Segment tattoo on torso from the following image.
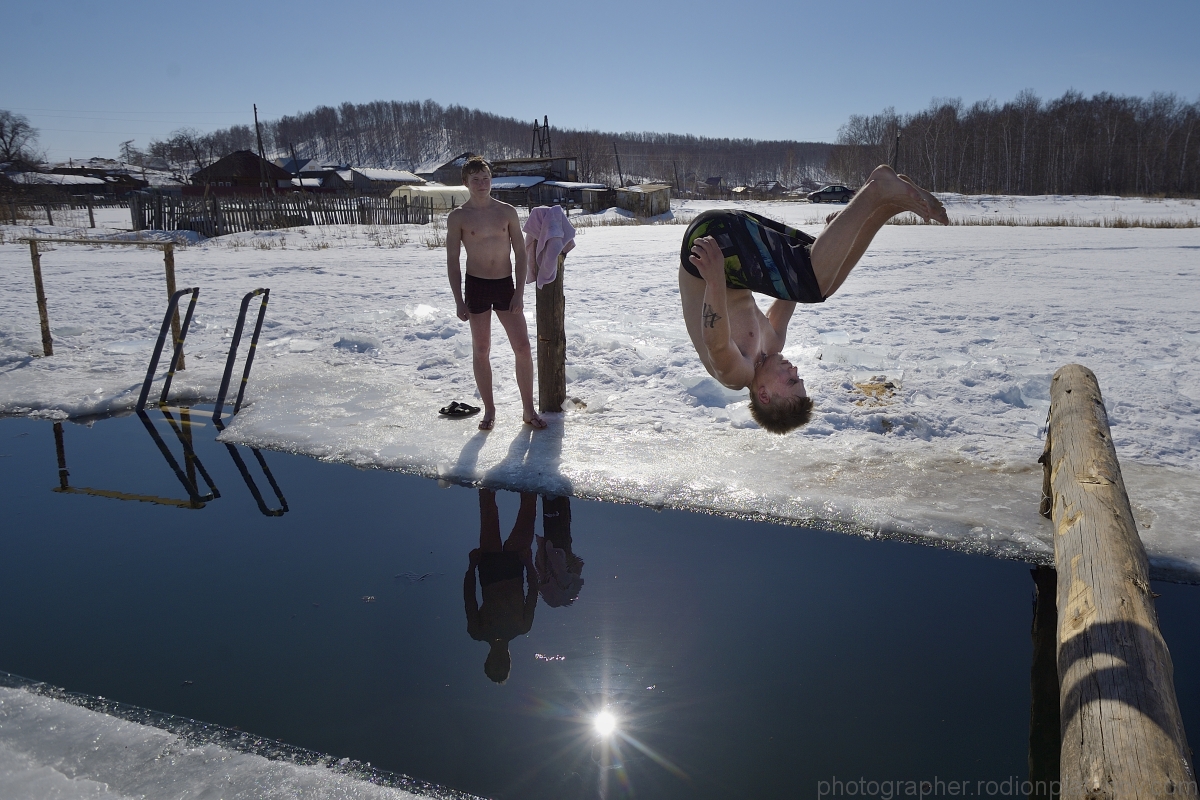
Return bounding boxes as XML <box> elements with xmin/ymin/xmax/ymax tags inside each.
<box><xmin>702</xmin><ymin>303</ymin><xmax>722</xmax><ymax>329</ymax></box>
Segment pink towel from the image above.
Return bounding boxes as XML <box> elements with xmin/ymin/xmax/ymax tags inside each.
<box><xmin>523</xmin><ymin>205</ymin><xmax>576</xmax><ymax>289</ymax></box>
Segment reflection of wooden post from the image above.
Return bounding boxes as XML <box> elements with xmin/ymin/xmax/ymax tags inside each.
<box><xmin>163</xmin><ymin>243</ymin><xmax>185</xmax><ymax>370</ymax></box>
<box><xmin>1047</xmin><ymin>364</ymin><xmax>1195</xmax><ymax>799</ymax></box>
<box><xmin>1028</xmin><ymin>565</ymin><xmax>1060</xmax><ymax>798</ymax></box>
<box><xmin>29</xmin><ymin>240</ymin><xmax>53</xmax><ymax>356</ymax></box>
<box><xmin>536</xmin><ymin>254</ymin><xmax>566</xmax><ymax>414</ymax></box>
<box><xmin>53</xmin><ymin>421</ymin><xmax>69</xmax><ymax>490</ymax></box>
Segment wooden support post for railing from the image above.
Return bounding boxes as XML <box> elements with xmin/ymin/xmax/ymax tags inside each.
<box><xmin>535</xmin><ymin>254</ymin><xmax>567</xmax><ymax>414</ymax></box>
<box><xmin>163</xmin><ymin>243</ymin><xmax>185</xmax><ymax>370</ymax></box>
<box><xmin>1046</xmin><ymin>364</ymin><xmax>1195</xmax><ymax>799</ymax></box>
<box><xmin>1028</xmin><ymin>565</ymin><xmax>1061</xmax><ymax>798</ymax></box>
<box><xmin>29</xmin><ymin>241</ymin><xmax>53</xmax><ymax>356</ymax></box>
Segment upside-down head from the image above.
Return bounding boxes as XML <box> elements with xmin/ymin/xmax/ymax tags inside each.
<box><xmin>484</xmin><ymin>640</ymin><xmax>511</xmax><ymax>684</ymax></box>
<box><xmin>749</xmin><ymin>353</ymin><xmax>814</xmax><ymax>434</ymax></box>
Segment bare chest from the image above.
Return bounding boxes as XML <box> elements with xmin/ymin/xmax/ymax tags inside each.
<box><xmin>459</xmin><ymin>211</ymin><xmax>511</xmax><ymax>248</ymax></box>
<box><xmin>727</xmin><ymin>295</ymin><xmax>773</xmax><ymax>358</ymax></box>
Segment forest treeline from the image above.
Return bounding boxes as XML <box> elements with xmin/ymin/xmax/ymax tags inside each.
<box><xmin>145</xmin><ymin>99</ymin><xmax>831</xmax><ymax>189</ymax></box>
<box><xmin>150</xmin><ymin>91</ymin><xmax>1199</xmax><ymax>196</ymax></box>
<box><xmin>830</xmin><ymin>90</ymin><xmax>1200</xmax><ymax>196</ymax></box>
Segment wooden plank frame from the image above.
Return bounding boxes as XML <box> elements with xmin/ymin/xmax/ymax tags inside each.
<box><xmin>19</xmin><ymin>236</ymin><xmax>187</xmax><ymax>366</ymax></box>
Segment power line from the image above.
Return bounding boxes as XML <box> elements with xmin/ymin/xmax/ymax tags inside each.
<box><xmin>35</xmin><ymin>127</ymin><xmax>221</xmax><ymax>135</ymax></box>
<box><xmin>7</xmin><ymin>107</ymin><xmax>245</xmax><ymax>115</ymax></box>
<box><xmin>18</xmin><ymin>114</ymin><xmax>244</xmax><ymax>124</ymax></box>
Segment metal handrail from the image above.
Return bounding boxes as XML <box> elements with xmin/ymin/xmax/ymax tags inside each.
<box><xmin>136</xmin><ymin>287</ymin><xmax>199</xmax><ymax>410</ymax></box>
<box><xmin>213</xmin><ymin>288</ymin><xmax>270</xmax><ymax>421</ymax></box>
<box><xmin>135</xmin><ymin>410</ymin><xmax>219</xmax><ymax>505</ymax></box>
<box><xmin>212</xmin><ymin>414</ymin><xmax>288</xmax><ymax>516</ymax></box>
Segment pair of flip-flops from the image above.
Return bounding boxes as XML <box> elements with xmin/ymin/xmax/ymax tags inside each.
<box><xmin>439</xmin><ymin>401</ymin><xmax>480</xmax><ymax>418</ymax></box>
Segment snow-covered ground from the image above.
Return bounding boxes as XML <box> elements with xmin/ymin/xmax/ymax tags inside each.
<box><xmin>2</xmin><ymin>194</ymin><xmax>1198</xmax><ymax>579</ymax></box>
<box><xmin>0</xmin><ymin>683</ymin><xmax>468</xmax><ymax>799</ymax></box>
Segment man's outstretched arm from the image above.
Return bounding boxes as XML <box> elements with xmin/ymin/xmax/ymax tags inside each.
<box><xmin>689</xmin><ymin>236</ymin><xmax>755</xmax><ymax>388</ymax></box>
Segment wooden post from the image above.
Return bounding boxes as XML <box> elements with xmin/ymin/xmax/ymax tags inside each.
<box><xmin>9</xmin><ymin>199</ymin><xmax>18</xmax><ymax>225</ymax></box>
<box><xmin>86</xmin><ymin>198</ymin><xmax>95</xmax><ymax>228</ymax></box>
<box><xmin>163</xmin><ymin>243</ymin><xmax>185</xmax><ymax>370</ymax></box>
<box><xmin>45</xmin><ymin>204</ymin><xmax>54</xmax><ymax>225</ymax></box>
<box><xmin>214</xmin><ymin>196</ymin><xmax>225</xmax><ymax>237</ymax></box>
<box><xmin>1046</xmin><ymin>364</ymin><xmax>1195</xmax><ymax>799</ymax></box>
<box><xmin>535</xmin><ymin>254</ymin><xmax>567</xmax><ymax>414</ymax></box>
<box><xmin>29</xmin><ymin>241</ymin><xmax>54</xmax><ymax>356</ymax></box>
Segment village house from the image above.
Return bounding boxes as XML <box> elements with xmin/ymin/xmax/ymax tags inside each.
<box><xmin>490</xmin><ymin>156</ymin><xmax>578</xmax><ymax>183</ymax></box>
<box><xmin>188</xmin><ymin>150</ymin><xmax>294</xmax><ymax>196</ymax></box>
<box><xmin>49</xmin><ymin>160</ymin><xmax>149</xmax><ymax>196</ymax></box>
<box><xmin>419</xmin><ymin>152</ymin><xmax>476</xmax><ymax>185</ymax></box>
<box><xmin>343</xmin><ymin>167</ymin><xmax>424</xmax><ymax>195</ymax></box>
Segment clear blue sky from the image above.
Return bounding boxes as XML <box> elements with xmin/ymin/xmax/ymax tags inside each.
<box><xmin>5</xmin><ymin>0</ymin><xmax>1198</xmax><ymax>162</ymax></box>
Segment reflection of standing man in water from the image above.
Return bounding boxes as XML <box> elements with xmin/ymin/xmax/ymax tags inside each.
<box><xmin>465</xmin><ymin>489</ymin><xmax>538</xmax><ymax>683</ymax></box>
<box><xmin>536</xmin><ymin>495</ymin><xmax>584</xmax><ymax>607</ymax></box>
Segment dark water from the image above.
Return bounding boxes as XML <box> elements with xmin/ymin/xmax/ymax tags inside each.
<box><xmin>1</xmin><ymin>411</ymin><xmax>1197</xmax><ymax>800</ymax></box>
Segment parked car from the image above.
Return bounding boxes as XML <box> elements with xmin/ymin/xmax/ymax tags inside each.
<box><xmin>807</xmin><ymin>184</ymin><xmax>855</xmax><ymax>203</ymax></box>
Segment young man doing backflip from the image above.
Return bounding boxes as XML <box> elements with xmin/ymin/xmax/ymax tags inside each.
<box><xmin>680</xmin><ymin>165</ymin><xmax>948</xmax><ymax>434</ymax></box>
<box><xmin>447</xmin><ymin>156</ymin><xmax>546</xmax><ymax>430</ymax></box>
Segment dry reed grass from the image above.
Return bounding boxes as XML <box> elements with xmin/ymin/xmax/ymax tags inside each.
<box><xmin>888</xmin><ymin>213</ymin><xmax>1199</xmax><ymax>228</ymax></box>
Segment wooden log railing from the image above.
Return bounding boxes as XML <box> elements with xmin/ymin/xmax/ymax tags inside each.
<box><xmin>1042</xmin><ymin>364</ymin><xmax>1196</xmax><ymax>799</ymax></box>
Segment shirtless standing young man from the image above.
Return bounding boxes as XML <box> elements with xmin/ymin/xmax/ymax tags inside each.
<box><xmin>447</xmin><ymin>156</ymin><xmax>546</xmax><ymax>430</ymax></box>
<box><xmin>680</xmin><ymin>165</ymin><xmax>949</xmax><ymax>434</ymax></box>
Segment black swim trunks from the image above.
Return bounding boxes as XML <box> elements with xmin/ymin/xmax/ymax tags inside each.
<box><xmin>465</xmin><ymin>274</ymin><xmax>516</xmax><ymax>314</ymax></box>
<box><xmin>681</xmin><ymin>210</ymin><xmax>825</xmax><ymax>303</ymax></box>
<box><xmin>479</xmin><ymin>551</ymin><xmax>524</xmax><ymax>587</ymax></box>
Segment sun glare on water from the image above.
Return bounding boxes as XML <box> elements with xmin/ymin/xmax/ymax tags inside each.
<box><xmin>594</xmin><ymin>710</ymin><xmax>617</xmax><ymax>737</ymax></box>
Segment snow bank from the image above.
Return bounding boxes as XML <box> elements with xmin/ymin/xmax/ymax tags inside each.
<box><xmin>0</xmin><ymin>678</ymin><xmax>474</xmax><ymax>799</ymax></box>
<box><xmin>2</xmin><ymin>197</ymin><xmax>1198</xmax><ymax>579</ymax></box>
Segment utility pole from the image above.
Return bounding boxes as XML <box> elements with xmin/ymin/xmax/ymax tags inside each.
<box><xmin>254</xmin><ymin>104</ymin><xmax>270</xmax><ymax>196</ymax></box>
<box><xmin>613</xmin><ymin>142</ymin><xmax>625</xmax><ymax>187</ymax></box>
<box><xmin>289</xmin><ymin>143</ymin><xmax>303</xmax><ymax>190</ymax></box>
<box><xmin>892</xmin><ymin>129</ymin><xmax>902</xmax><ymax>173</ymax></box>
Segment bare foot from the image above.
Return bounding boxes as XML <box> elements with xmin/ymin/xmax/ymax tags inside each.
<box><xmin>523</xmin><ymin>413</ymin><xmax>547</xmax><ymax>430</ymax></box>
<box><xmin>478</xmin><ymin>415</ymin><xmax>495</xmax><ymax>431</ymax></box>
<box><xmin>866</xmin><ymin>165</ymin><xmax>949</xmax><ymax>225</ymax></box>
<box><xmin>896</xmin><ymin>173</ymin><xmax>949</xmax><ymax>225</ymax></box>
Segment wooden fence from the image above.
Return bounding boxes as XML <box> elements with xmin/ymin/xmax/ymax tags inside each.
<box><xmin>3</xmin><ymin>198</ymin><xmax>129</xmax><ymax>227</ymax></box>
<box><xmin>130</xmin><ymin>193</ymin><xmax>433</xmax><ymax>236</ymax></box>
